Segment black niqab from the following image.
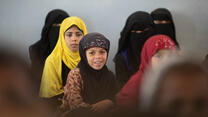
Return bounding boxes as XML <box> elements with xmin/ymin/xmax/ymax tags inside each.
<box><xmin>114</xmin><ymin>11</ymin><xmax>155</xmax><ymax>74</ymax></box>
<box><xmin>29</xmin><ymin>9</ymin><xmax>69</xmax><ymax>63</ymax></box>
<box><xmin>151</xmin><ymin>8</ymin><xmax>179</xmax><ymax>46</ymax></box>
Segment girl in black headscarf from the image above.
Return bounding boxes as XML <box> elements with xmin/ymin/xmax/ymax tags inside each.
<box><xmin>151</xmin><ymin>8</ymin><xmax>179</xmax><ymax>46</ymax></box>
<box><xmin>29</xmin><ymin>9</ymin><xmax>69</xmax><ymax>95</ymax></box>
<box><xmin>114</xmin><ymin>11</ymin><xmax>155</xmax><ymax>87</ymax></box>
<box><xmin>60</xmin><ymin>33</ymin><xmax>118</xmax><ymax>117</ymax></box>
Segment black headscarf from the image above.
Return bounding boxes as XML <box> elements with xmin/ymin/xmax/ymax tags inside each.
<box><xmin>151</xmin><ymin>8</ymin><xmax>179</xmax><ymax>46</ymax></box>
<box><xmin>29</xmin><ymin>9</ymin><xmax>69</xmax><ymax>63</ymax></box>
<box><xmin>114</xmin><ymin>11</ymin><xmax>155</xmax><ymax>74</ymax></box>
<box><xmin>28</xmin><ymin>9</ymin><xmax>69</xmax><ymax>95</ymax></box>
<box><xmin>78</xmin><ymin>32</ymin><xmax>118</xmax><ymax>104</ymax></box>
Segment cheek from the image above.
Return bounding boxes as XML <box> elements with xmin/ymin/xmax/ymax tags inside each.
<box><xmin>151</xmin><ymin>57</ymin><xmax>160</xmax><ymax>69</ymax></box>
<box><xmin>162</xmin><ymin>55</ymin><xmax>169</xmax><ymax>63</ymax></box>
<box><xmin>86</xmin><ymin>55</ymin><xmax>93</xmax><ymax>65</ymax></box>
<box><xmin>64</xmin><ymin>36</ymin><xmax>71</xmax><ymax>45</ymax></box>
<box><xmin>102</xmin><ymin>54</ymin><xmax>107</xmax><ymax>63</ymax></box>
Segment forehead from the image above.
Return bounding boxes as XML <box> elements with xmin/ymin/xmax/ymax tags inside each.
<box><xmin>65</xmin><ymin>25</ymin><xmax>81</xmax><ymax>33</ymax></box>
<box><xmin>86</xmin><ymin>47</ymin><xmax>106</xmax><ymax>51</ymax></box>
<box><xmin>156</xmin><ymin>49</ymin><xmax>171</xmax><ymax>55</ymax></box>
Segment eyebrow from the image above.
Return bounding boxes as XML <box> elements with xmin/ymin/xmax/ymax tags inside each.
<box><xmin>88</xmin><ymin>48</ymin><xmax>105</xmax><ymax>51</ymax></box>
<box><xmin>65</xmin><ymin>31</ymin><xmax>82</xmax><ymax>34</ymax></box>
<box><xmin>66</xmin><ymin>31</ymin><xmax>82</xmax><ymax>33</ymax></box>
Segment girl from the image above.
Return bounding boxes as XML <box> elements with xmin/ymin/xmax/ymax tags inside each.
<box><xmin>39</xmin><ymin>16</ymin><xmax>87</xmax><ymax>107</ymax></box>
<box><xmin>113</xmin><ymin>11</ymin><xmax>155</xmax><ymax>87</ymax></box>
<box><xmin>116</xmin><ymin>34</ymin><xmax>176</xmax><ymax>111</ymax></box>
<box><xmin>60</xmin><ymin>33</ymin><xmax>118</xmax><ymax>116</ymax></box>
<box><xmin>151</xmin><ymin>8</ymin><xmax>179</xmax><ymax>46</ymax></box>
<box><xmin>29</xmin><ymin>9</ymin><xmax>69</xmax><ymax>95</ymax></box>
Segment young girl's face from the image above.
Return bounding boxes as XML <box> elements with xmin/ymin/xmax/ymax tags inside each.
<box><xmin>64</xmin><ymin>25</ymin><xmax>83</xmax><ymax>52</ymax></box>
<box><xmin>151</xmin><ymin>49</ymin><xmax>171</xmax><ymax>70</ymax></box>
<box><xmin>85</xmin><ymin>47</ymin><xmax>107</xmax><ymax>70</ymax></box>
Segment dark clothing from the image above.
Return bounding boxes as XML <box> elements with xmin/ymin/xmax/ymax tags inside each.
<box><xmin>78</xmin><ymin>32</ymin><xmax>118</xmax><ymax>104</ymax></box>
<box><xmin>114</xmin><ymin>11</ymin><xmax>155</xmax><ymax>87</ymax></box>
<box><xmin>29</xmin><ymin>9</ymin><xmax>69</xmax><ymax>95</ymax></box>
<box><xmin>61</xmin><ymin>61</ymin><xmax>70</xmax><ymax>86</ymax></box>
<box><xmin>151</xmin><ymin>8</ymin><xmax>179</xmax><ymax>46</ymax></box>
<box><xmin>114</xmin><ymin>52</ymin><xmax>134</xmax><ymax>87</ymax></box>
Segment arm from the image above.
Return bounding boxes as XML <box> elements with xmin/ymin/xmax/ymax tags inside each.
<box><xmin>39</xmin><ymin>58</ymin><xmax>63</xmax><ymax>98</ymax></box>
<box><xmin>91</xmin><ymin>99</ymin><xmax>114</xmax><ymax>112</ymax></box>
<box><xmin>62</xmin><ymin>68</ymin><xmax>90</xmax><ymax>111</ymax></box>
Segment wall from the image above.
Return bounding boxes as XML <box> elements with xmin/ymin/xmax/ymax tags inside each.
<box><xmin>0</xmin><ymin>0</ymin><xmax>208</xmax><ymax>72</ymax></box>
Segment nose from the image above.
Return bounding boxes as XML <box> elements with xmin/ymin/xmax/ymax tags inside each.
<box><xmin>95</xmin><ymin>53</ymin><xmax>102</xmax><ymax>59</ymax></box>
<box><xmin>71</xmin><ymin>34</ymin><xmax>77</xmax><ymax>42</ymax></box>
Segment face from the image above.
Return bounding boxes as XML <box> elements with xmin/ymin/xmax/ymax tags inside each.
<box><xmin>131</xmin><ymin>28</ymin><xmax>150</xmax><ymax>34</ymax></box>
<box><xmin>85</xmin><ymin>47</ymin><xmax>107</xmax><ymax>70</ymax></box>
<box><xmin>64</xmin><ymin>25</ymin><xmax>83</xmax><ymax>52</ymax></box>
<box><xmin>52</xmin><ymin>23</ymin><xmax>61</xmax><ymax>27</ymax></box>
<box><xmin>154</xmin><ymin>20</ymin><xmax>171</xmax><ymax>24</ymax></box>
<box><xmin>155</xmin><ymin>73</ymin><xmax>208</xmax><ymax>117</ymax></box>
<box><xmin>151</xmin><ymin>49</ymin><xmax>172</xmax><ymax>70</ymax></box>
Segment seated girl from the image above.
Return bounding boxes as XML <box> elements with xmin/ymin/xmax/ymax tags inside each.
<box><xmin>60</xmin><ymin>32</ymin><xmax>118</xmax><ymax>116</ymax></box>
<box><xmin>116</xmin><ymin>34</ymin><xmax>177</xmax><ymax>112</ymax></box>
<box><xmin>39</xmin><ymin>16</ymin><xmax>87</xmax><ymax>108</ymax></box>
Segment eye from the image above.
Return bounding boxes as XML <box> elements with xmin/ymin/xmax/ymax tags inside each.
<box><xmin>76</xmin><ymin>32</ymin><xmax>83</xmax><ymax>37</ymax></box>
<box><xmin>88</xmin><ymin>51</ymin><xmax>95</xmax><ymax>55</ymax></box>
<box><xmin>52</xmin><ymin>23</ymin><xmax>61</xmax><ymax>27</ymax></box>
<box><xmin>154</xmin><ymin>20</ymin><xmax>160</xmax><ymax>24</ymax></box>
<box><xmin>135</xmin><ymin>30</ymin><xmax>143</xmax><ymax>33</ymax></box>
<box><xmin>66</xmin><ymin>33</ymin><xmax>72</xmax><ymax>37</ymax></box>
<box><xmin>155</xmin><ymin>53</ymin><xmax>162</xmax><ymax>58</ymax></box>
<box><xmin>162</xmin><ymin>20</ymin><xmax>171</xmax><ymax>24</ymax></box>
<box><xmin>99</xmin><ymin>50</ymin><xmax>106</xmax><ymax>54</ymax></box>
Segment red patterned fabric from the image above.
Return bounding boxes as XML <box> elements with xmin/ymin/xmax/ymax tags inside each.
<box><xmin>116</xmin><ymin>34</ymin><xmax>176</xmax><ymax>109</ymax></box>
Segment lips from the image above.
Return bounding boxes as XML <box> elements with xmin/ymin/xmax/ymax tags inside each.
<box><xmin>93</xmin><ymin>61</ymin><xmax>103</xmax><ymax>66</ymax></box>
<box><xmin>70</xmin><ymin>44</ymin><xmax>78</xmax><ymax>48</ymax></box>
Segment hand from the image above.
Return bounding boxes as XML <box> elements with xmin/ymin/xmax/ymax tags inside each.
<box><xmin>69</xmin><ymin>68</ymin><xmax>80</xmax><ymax>78</ymax></box>
<box><xmin>90</xmin><ymin>99</ymin><xmax>114</xmax><ymax>113</ymax></box>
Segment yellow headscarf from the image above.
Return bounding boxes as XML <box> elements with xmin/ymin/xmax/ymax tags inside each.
<box><xmin>39</xmin><ymin>16</ymin><xmax>87</xmax><ymax>98</ymax></box>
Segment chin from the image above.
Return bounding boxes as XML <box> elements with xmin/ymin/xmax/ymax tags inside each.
<box><xmin>71</xmin><ymin>49</ymin><xmax>78</xmax><ymax>52</ymax></box>
<box><xmin>93</xmin><ymin>66</ymin><xmax>103</xmax><ymax>70</ymax></box>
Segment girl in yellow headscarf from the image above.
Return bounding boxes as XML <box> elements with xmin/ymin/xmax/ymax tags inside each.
<box><xmin>39</xmin><ymin>16</ymin><xmax>87</xmax><ymax>100</ymax></box>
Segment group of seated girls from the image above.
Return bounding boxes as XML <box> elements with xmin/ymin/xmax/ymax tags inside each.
<box><xmin>28</xmin><ymin>8</ymin><xmax>208</xmax><ymax>117</ymax></box>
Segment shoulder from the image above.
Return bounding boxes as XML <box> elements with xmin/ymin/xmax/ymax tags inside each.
<box><xmin>29</xmin><ymin>42</ymin><xmax>41</xmax><ymax>58</ymax></box>
<box><xmin>44</xmin><ymin>53</ymin><xmax>60</xmax><ymax>66</ymax></box>
<box><xmin>44</xmin><ymin>55</ymin><xmax>54</xmax><ymax>66</ymax></box>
